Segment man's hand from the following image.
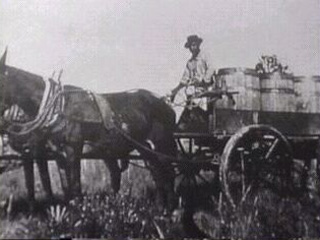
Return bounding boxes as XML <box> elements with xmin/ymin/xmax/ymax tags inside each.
<box><xmin>170</xmin><ymin>91</ymin><xmax>176</xmax><ymax>102</ymax></box>
<box><xmin>194</xmin><ymin>80</ymin><xmax>206</xmax><ymax>88</ymax></box>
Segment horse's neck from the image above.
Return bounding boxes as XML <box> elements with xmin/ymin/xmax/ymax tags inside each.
<box><xmin>8</xmin><ymin>71</ymin><xmax>45</xmax><ymax>117</ymax></box>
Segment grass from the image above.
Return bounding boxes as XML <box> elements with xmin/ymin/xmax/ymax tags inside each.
<box><xmin>0</xmin><ymin>160</ymin><xmax>155</xmax><ymax>202</ymax></box>
<box><xmin>0</xmin><ymin>158</ymin><xmax>319</xmax><ymax>239</ymax></box>
<box><xmin>194</xmin><ymin>189</ymin><xmax>320</xmax><ymax>239</ymax></box>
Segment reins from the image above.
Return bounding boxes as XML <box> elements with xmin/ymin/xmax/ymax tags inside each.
<box><xmin>2</xmin><ymin>80</ymin><xmax>215</xmax><ymax>165</ymax></box>
<box><xmin>89</xmin><ymin>92</ymin><xmax>214</xmax><ymax>165</ymax></box>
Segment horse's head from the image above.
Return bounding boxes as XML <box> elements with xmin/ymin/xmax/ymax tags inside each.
<box><xmin>0</xmin><ymin>48</ymin><xmax>11</xmax><ymax>116</ymax></box>
<box><xmin>0</xmin><ymin>48</ymin><xmax>45</xmax><ymax>117</ymax></box>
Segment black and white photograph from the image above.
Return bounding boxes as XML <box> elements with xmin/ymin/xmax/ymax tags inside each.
<box><xmin>0</xmin><ymin>0</ymin><xmax>319</xmax><ymax>239</ymax></box>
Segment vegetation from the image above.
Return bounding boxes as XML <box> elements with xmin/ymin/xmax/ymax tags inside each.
<box><xmin>0</xmin><ymin>160</ymin><xmax>319</xmax><ymax>239</ymax></box>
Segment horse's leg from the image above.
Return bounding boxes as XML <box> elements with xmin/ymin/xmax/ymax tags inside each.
<box><xmin>36</xmin><ymin>158</ymin><xmax>53</xmax><ymax>200</ymax></box>
<box><xmin>103</xmin><ymin>159</ymin><xmax>121</xmax><ymax>194</ymax></box>
<box><xmin>138</xmin><ymin>139</ymin><xmax>175</xmax><ymax>210</ymax></box>
<box><xmin>62</xmin><ymin>121</ymin><xmax>83</xmax><ymax>199</ymax></box>
<box><xmin>119</xmin><ymin>159</ymin><xmax>129</xmax><ymax>172</ymax></box>
<box><xmin>33</xmin><ymin>144</ymin><xmax>53</xmax><ymax>200</ymax></box>
<box><xmin>64</xmin><ymin>143</ymin><xmax>82</xmax><ymax>198</ymax></box>
<box><xmin>147</xmin><ymin>136</ymin><xmax>177</xmax><ymax>211</ymax></box>
<box><xmin>22</xmin><ymin>156</ymin><xmax>36</xmax><ymax>210</ymax></box>
<box><xmin>55</xmin><ymin>156</ymin><xmax>69</xmax><ymax>197</ymax></box>
<box><xmin>150</xmin><ymin>162</ymin><xmax>176</xmax><ymax>210</ymax></box>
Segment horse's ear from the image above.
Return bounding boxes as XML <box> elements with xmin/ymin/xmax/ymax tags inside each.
<box><xmin>0</xmin><ymin>47</ymin><xmax>8</xmax><ymax>72</ymax></box>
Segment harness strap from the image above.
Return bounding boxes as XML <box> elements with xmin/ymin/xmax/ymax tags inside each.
<box><xmin>38</xmin><ymin>78</ymin><xmax>52</xmax><ymax>114</ymax></box>
<box><xmin>90</xmin><ymin>93</ymin><xmax>213</xmax><ymax>164</ymax></box>
<box><xmin>4</xmin><ymin>78</ymin><xmax>65</xmax><ymax>136</ymax></box>
<box><xmin>3</xmin><ymin>105</ymin><xmax>27</xmax><ymax>123</ymax></box>
<box><xmin>89</xmin><ymin>92</ymin><xmax>114</xmax><ymax>129</ymax></box>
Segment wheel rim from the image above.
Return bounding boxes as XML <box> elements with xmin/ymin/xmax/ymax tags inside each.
<box><xmin>220</xmin><ymin>125</ymin><xmax>293</xmax><ymax>209</ymax></box>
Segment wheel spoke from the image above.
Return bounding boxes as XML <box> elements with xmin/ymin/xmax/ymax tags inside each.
<box><xmin>240</xmin><ymin>150</ymin><xmax>246</xmax><ymax>196</ymax></box>
<box><xmin>195</xmin><ymin>172</ymin><xmax>211</xmax><ymax>185</ymax></box>
<box><xmin>265</xmin><ymin>138</ymin><xmax>280</xmax><ymax>160</ymax></box>
<box><xmin>240</xmin><ymin>184</ymin><xmax>253</xmax><ymax>205</ymax></box>
<box><xmin>190</xmin><ymin>175</ymin><xmax>197</xmax><ymax>187</ymax></box>
<box><xmin>176</xmin><ymin>139</ymin><xmax>187</xmax><ymax>156</ymax></box>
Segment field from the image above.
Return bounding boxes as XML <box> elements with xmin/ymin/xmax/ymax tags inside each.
<box><xmin>0</xmin><ymin>158</ymin><xmax>319</xmax><ymax>239</ymax></box>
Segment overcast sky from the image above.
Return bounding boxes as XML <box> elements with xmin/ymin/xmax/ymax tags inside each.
<box><xmin>1</xmin><ymin>0</ymin><xmax>319</xmax><ymax>94</ymax></box>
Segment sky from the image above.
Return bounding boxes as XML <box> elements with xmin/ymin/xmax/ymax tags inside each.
<box><xmin>0</xmin><ymin>0</ymin><xmax>319</xmax><ymax>95</ymax></box>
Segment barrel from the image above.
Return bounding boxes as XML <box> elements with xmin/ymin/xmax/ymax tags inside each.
<box><xmin>215</xmin><ymin>68</ymin><xmax>260</xmax><ymax>111</ymax></box>
<box><xmin>294</xmin><ymin>75</ymin><xmax>320</xmax><ymax>113</ymax></box>
<box><xmin>260</xmin><ymin>72</ymin><xmax>295</xmax><ymax>112</ymax></box>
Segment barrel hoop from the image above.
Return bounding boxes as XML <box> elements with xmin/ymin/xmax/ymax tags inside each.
<box><xmin>260</xmin><ymin>88</ymin><xmax>294</xmax><ymax>94</ymax></box>
<box><xmin>294</xmin><ymin>75</ymin><xmax>320</xmax><ymax>82</ymax></box>
<box><xmin>312</xmin><ymin>76</ymin><xmax>320</xmax><ymax>82</ymax></box>
<box><xmin>293</xmin><ymin>76</ymin><xmax>305</xmax><ymax>82</ymax></box>
<box><xmin>261</xmin><ymin>72</ymin><xmax>294</xmax><ymax>80</ymax></box>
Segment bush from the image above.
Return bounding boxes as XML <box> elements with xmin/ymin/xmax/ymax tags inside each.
<box><xmin>45</xmin><ymin>192</ymin><xmax>172</xmax><ymax>239</ymax></box>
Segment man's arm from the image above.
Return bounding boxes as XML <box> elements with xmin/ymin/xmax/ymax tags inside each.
<box><xmin>203</xmin><ymin>54</ymin><xmax>215</xmax><ymax>85</ymax></box>
<box><xmin>170</xmin><ymin>63</ymin><xmax>191</xmax><ymax>102</ymax></box>
<box><xmin>170</xmin><ymin>82</ymin><xmax>186</xmax><ymax>102</ymax></box>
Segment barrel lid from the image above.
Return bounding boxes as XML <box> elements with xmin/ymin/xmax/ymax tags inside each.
<box><xmin>217</xmin><ymin>67</ymin><xmax>258</xmax><ymax>77</ymax></box>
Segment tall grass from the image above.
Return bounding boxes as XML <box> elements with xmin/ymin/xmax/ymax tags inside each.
<box><xmin>0</xmin><ymin>159</ymin><xmax>319</xmax><ymax>239</ymax></box>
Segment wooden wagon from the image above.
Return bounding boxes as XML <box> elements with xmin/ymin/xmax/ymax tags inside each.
<box><xmin>172</xmin><ymin>68</ymin><xmax>320</xmax><ymax>209</ymax></box>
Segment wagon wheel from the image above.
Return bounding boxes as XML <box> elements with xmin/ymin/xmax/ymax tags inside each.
<box><xmin>175</xmin><ymin>137</ymin><xmax>220</xmax><ymax>209</ymax></box>
<box><xmin>220</xmin><ymin>124</ymin><xmax>293</xmax><ymax>209</ymax></box>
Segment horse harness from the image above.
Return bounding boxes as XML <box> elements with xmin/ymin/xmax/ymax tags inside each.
<box><xmin>2</xmin><ymin>79</ymin><xmax>214</xmax><ymax>165</ymax></box>
<box><xmin>3</xmin><ymin>78</ymin><xmax>66</xmax><ymax>136</ymax></box>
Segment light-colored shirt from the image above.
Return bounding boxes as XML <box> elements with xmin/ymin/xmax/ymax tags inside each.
<box><xmin>180</xmin><ymin>52</ymin><xmax>214</xmax><ymax>85</ymax></box>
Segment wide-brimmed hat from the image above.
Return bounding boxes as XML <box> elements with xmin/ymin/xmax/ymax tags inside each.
<box><xmin>184</xmin><ymin>35</ymin><xmax>203</xmax><ymax>48</ymax></box>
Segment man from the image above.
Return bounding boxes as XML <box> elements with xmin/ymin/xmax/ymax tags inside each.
<box><xmin>171</xmin><ymin>35</ymin><xmax>214</xmax><ymax>102</ymax></box>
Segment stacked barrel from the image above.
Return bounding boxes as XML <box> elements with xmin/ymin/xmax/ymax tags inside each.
<box><xmin>213</xmin><ymin>68</ymin><xmax>320</xmax><ymax>135</ymax></box>
<box><xmin>214</xmin><ymin>68</ymin><xmax>261</xmax><ymax>134</ymax></box>
<box><xmin>260</xmin><ymin>72</ymin><xmax>295</xmax><ymax>112</ymax></box>
<box><xmin>215</xmin><ymin>68</ymin><xmax>260</xmax><ymax>111</ymax></box>
<box><xmin>215</xmin><ymin>69</ymin><xmax>320</xmax><ymax>114</ymax></box>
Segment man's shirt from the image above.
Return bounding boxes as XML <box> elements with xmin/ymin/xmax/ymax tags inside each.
<box><xmin>180</xmin><ymin>51</ymin><xmax>214</xmax><ymax>85</ymax></box>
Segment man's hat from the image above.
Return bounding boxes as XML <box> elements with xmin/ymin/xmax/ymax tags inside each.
<box><xmin>184</xmin><ymin>35</ymin><xmax>203</xmax><ymax>48</ymax></box>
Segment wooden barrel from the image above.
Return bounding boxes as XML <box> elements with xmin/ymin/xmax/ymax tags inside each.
<box><xmin>294</xmin><ymin>75</ymin><xmax>320</xmax><ymax>113</ymax></box>
<box><xmin>215</xmin><ymin>68</ymin><xmax>260</xmax><ymax>111</ymax></box>
<box><xmin>260</xmin><ymin>72</ymin><xmax>295</xmax><ymax>112</ymax></box>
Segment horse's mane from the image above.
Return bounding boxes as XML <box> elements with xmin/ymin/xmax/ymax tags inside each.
<box><xmin>6</xmin><ymin>66</ymin><xmax>44</xmax><ymax>83</ymax></box>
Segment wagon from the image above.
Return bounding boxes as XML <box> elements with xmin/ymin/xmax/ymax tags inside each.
<box><xmin>169</xmin><ymin>68</ymin><xmax>320</xmax><ymax>209</ymax></box>
<box><xmin>1</xmin><ymin>67</ymin><xmax>319</xmax><ymax>210</ymax></box>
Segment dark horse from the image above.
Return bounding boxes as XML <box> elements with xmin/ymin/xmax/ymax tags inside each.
<box><xmin>0</xmin><ymin>49</ymin><xmax>177</xmax><ymax>209</ymax></box>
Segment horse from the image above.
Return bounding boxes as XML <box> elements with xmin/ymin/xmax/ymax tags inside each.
<box><xmin>0</xmin><ymin>54</ymin><xmax>56</xmax><ymax>206</ymax></box>
<box><xmin>0</xmin><ymin>49</ymin><xmax>178</xmax><ymax>209</ymax></box>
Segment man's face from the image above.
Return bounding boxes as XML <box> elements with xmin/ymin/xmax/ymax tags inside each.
<box><xmin>189</xmin><ymin>42</ymin><xmax>200</xmax><ymax>56</ymax></box>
